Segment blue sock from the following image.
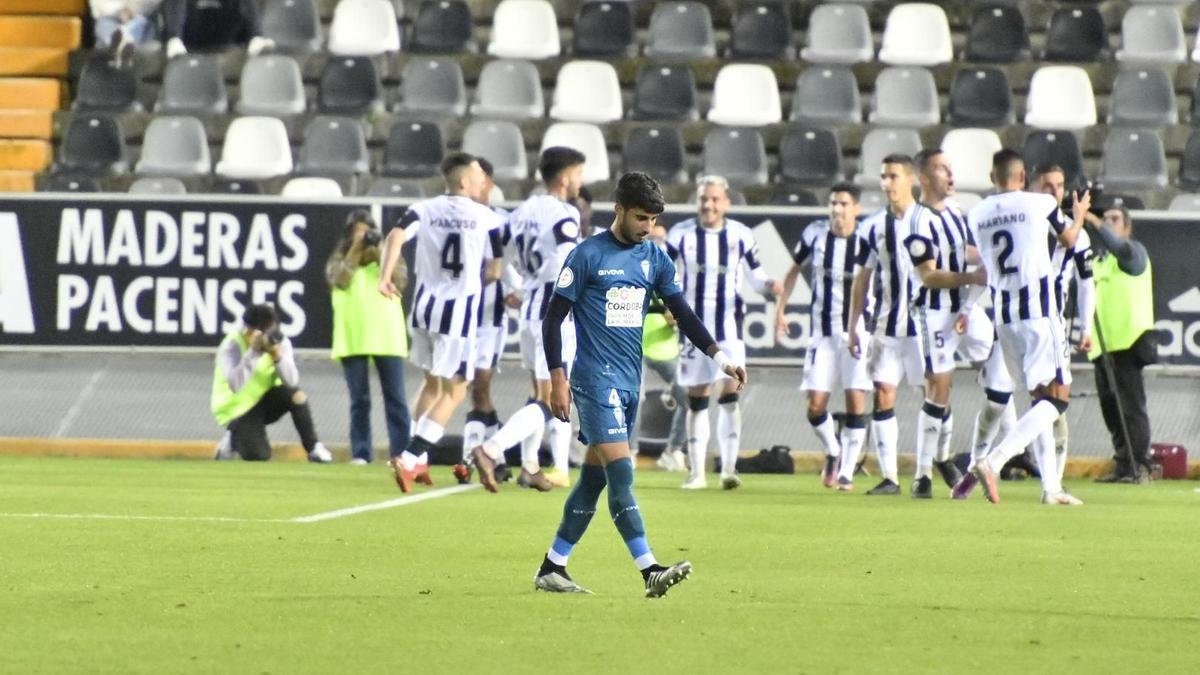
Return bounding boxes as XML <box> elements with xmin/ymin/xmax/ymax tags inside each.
<box><xmin>604</xmin><ymin>457</ymin><xmax>657</xmax><ymax>570</ymax></box>
<box><xmin>547</xmin><ymin>463</ymin><xmax>606</xmax><ymax>566</ymax></box>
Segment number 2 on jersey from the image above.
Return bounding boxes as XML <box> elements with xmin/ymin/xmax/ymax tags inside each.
<box><xmin>992</xmin><ymin>230</ymin><xmax>1018</xmax><ymax>275</ymax></box>
<box><xmin>441</xmin><ymin>232</ymin><xmax>463</xmax><ymax>278</ymax></box>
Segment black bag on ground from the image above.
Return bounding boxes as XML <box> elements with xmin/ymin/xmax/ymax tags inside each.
<box><xmin>732</xmin><ymin>445</ymin><xmax>795</xmax><ymax>474</ymax></box>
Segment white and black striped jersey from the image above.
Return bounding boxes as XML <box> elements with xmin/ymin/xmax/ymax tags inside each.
<box><xmin>859</xmin><ymin>204</ymin><xmax>932</xmax><ymax>337</ymax></box>
<box><xmin>904</xmin><ymin>201</ymin><xmax>976</xmax><ymax>313</ymax></box>
<box><xmin>1050</xmin><ymin>222</ymin><xmax>1093</xmax><ymax>320</ymax></box>
<box><xmin>666</xmin><ymin>217</ymin><xmax>771</xmax><ymax>342</ymax></box>
<box><xmin>792</xmin><ymin>219</ymin><xmax>870</xmax><ymax>337</ymax></box>
<box><xmin>476</xmin><ymin>209</ymin><xmax>511</xmax><ymax>331</ymax></box>
<box><xmin>966</xmin><ymin>191</ymin><xmax>1067</xmax><ymax>325</ymax></box>
<box><xmin>508</xmin><ymin>194</ymin><xmax>582</xmax><ymax>323</ymax></box>
<box><xmin>400</xmin><ymin>195</ymin><xmax>504</xmax><ymax>337</ymax></box>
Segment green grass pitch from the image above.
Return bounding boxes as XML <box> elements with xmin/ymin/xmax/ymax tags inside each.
<box><xmin>1</xmin><ymin>456</ymin><xmax>1196</xmax><ymax>674</ymax></box>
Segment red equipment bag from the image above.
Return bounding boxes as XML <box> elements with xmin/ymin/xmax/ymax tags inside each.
<box><xmin>1150</xmin><ymin>444</ymin><xmax>1188</xmax><ymax>480</ymax></box>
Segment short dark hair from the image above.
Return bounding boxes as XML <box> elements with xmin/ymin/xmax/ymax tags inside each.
<box><xmin>829</xmin><ymin>182</ymin><xmax>861</xmax><ymax>202</ymax></box>
<box><xmin>476</xmin><ymin>157</ymin><xmax>494</xmax><ymax>178</ymax></box>
<box><xmin>242</xmin><ymin>304</ymin><xmax>278</xmax><ymax>331</ymax></box>
<box><xmin>1107</xmin><ymin>205</ymin><xmax>1132</xmax><ymax>228</ymax></box>
<box><xmin>881</xmin><ymin>153</ymin><xmax>915</xmax><ymax>173</ymax></box>
<box><xmin>344</xmin><ymin>207</ymin><xmax>374</xmax><ymax>228</ymax></box>
<box><xmin>914</xmin><ymin>148</ymin><xmax>943</xmax><ymax>174</ymax></box>
<box><xmin>440</xmin><ymin>151</ymin><xmax>477</xmax><ymax>180</ymax></box>
<box><xmin>539</xmin><ymin>146</ymin><xmax>586</xmax><ymax>184</ymax></box>
<box><xmin>614</xmin><ymin>171</ymin><xmax>665</xmax><ymax>214</ymax></box>
<box><xmin>577</xmin><ymin>185</ymin><xmax>593</xmax><ymax>204</ymax></box>
<box><xmin>992</xmin><ymin>148</ymin><xmax>1025</xmax><ymax>182</ymax></box>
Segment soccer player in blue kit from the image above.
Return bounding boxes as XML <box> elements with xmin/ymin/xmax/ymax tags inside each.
<box><xmin>473</xmin><ymin>172</ymin><xmax>747</xmax><ymax>597</ymax></box>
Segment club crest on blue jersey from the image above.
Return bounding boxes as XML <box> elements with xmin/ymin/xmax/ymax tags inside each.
<box><xmin>640</xmin><ymin>260</ymin><xmax>651</xmax><ymax>279</ymax></box>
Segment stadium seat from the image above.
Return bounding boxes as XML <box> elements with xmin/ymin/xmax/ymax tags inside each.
<box><xmin>1167</xmin><ymin>193</ymin><xmax>1200</xmax><ymax>212</ymax></box>
<box><xmin>869</xmin><ymin>67</ymin><xmax>939</xmax><ymax>127</ymax></box>
<box><xmin>41</xmin><ymin>174</ymin><xmax>100</xmax><ymax>192</ymax></box>
<box><xmin>462</xmin><ymin>120</ymin><xmax>527</xmax><ymax>180</ymax></box>
<box><xmin>790</xmin><ymin>66</ymin><xmax>861</xmax><ymax>125</ymax></box>
<box><xmin>317</xmin><ymin>57</ymin><xmax>382</xmax><ymax>115</ymax></box>
<box><xmin>410</xmin><ymin>0</ymin><xmax>474</xmax><ymax>54</ymax></box>
<box><xmin>236</xmin><ymin>55</ymin><xmax>305</xmax><ymax>116</ymax></box>
<box><xmin>778</xmin><ymin>126</ymin><xmax>841</xmax><ymax>186</ymax></box>
<box><xmin>215</xmin><ymin>117</ymin><xmax>293</xmax><ymax>179</ymax></box>
<box><xmin>645</xmin><ymin>2</ymin><xmax>716</xmax><ymax>59</ymax></box>
<box><xmin>383</xmin><ymin>120</ymin><xmax>445</xmax><ymax>177</ymax></box>
<box><xmin>209</xmin><ymin>178</ymin><xmax>263</xmax><ymax>194</ymax></box>
<box><xmin>1109</xmin><ymin>67</ymin><xmax>1177</xmax><ymax>127</ymax></box>
<box><xmin>1178</xmin><ymin>131</ymin><xmax>1200</xmax><ymax>190</ymax></box>
<box><xmin>550</xmin><ymin>60</ymin><xmax>621</xmax><ymax>123</ymax></box>
<box><xmin>573</xmin><ymin>1</ymin><xmax>635</xmax><ymax>57</ymax></box>
<box><xmin>951</xmin><ymin>191</ymin><xmax>982</xmax><ymax>212</ymax></box>
<box><xmin>1099</xmin><ymin>129</ymin><xmax>1168</xmax><ymax>190</ymax></box>
<box><xmin>1042</xmin><ymin>7</ymin><xmax>1107</xmax><ymax>62</ymax></box>
<box><xmin>135</xmin><ymin>116</ymin><xmax>211</xmax><ymax>176</ymax></box>
<box><xmin>471</xmin><ymin>59</ymin><xmax>544</xmax><ymax>119</ymax></box>
<box><xmin>73</xmin><ymin>53</ymin><xmax>140</xmax><ymax>113</ymax></box>
<box><xmin>1117</xmin><ymin>6</ymin><xmax>1186</xmax><ymax>63</ymax></box>
<box><xmin>964</xmin><ymin>4</ymin><xmax>1030</xmax><ymax>62</ymax></box>
<box><xmin>622</xmin><ymin>127</ymin><xmax>687</xmax><ymax>185</ymax></box>
<box><xmin>540</xmin><ymin>122</ymin><xmax>609</xmax><ymax>183</ymax></box>
<box><xmin>156</xmin><ymin>55</ymin><xmax>227</xmax><ymax>115</ymax></box>
<box><xmin>878</xmin><ymin>3</ymin><xmax>952</xmax><ymax>66</ymax></box>
<box><xmin>702</xmin><ymin>127</ymin><xmax>767</xmax><ymax>187</ymax></box>
<box><xmin>487</xmin><ymin>0</ymin><xmax>560</xmax><ymax>60</ymax></box>
<box><xmin>1023</xmin><ymin>130</ymin><xmax>1085</xmax><ymax>188</ymax></box>
<box><xmin>1093</xmin><ymin>193</ymin><xmax>1145</xmax><ymax>211</ymax></box>
<box><xmin>261</xmin><ymin>0</ymin><xmax>322</xmax><ymax>54</ymax></box>
<box><xmin>767</xmin><ymin>185</ymin><xmax>820</xmax><ymax>207</ymax></box>
<box><xmin>328</xmin><ymin>0</ymin><xmax>401</xmax><ymax>56</ymax></box>
<box><xmin>1024</xmin><ymin>66</ymin><xmax>1096</xmax><ymax>130</ymax></box>
<box><xmin>858</xmin><ymin>190</ymin><xmax>885</xmax><ymax>211</ymax></box>
<box><xmin>296</xmin><ymin>115</ymin><xmax>370</xmax><ymax>176</ymax></box>
<box><xmin>630</xmin><ymin>65</ymin><xmax>697</xmax><ymax>120</ymax></box>
<box><xmin>58</xmin><ymin>114</ymin><xmax>127</xmax><ymax>175</ymax></box>
<box><xmin>800</xmin><ymin>4</ymin><xmax>872</xmax><ymax>64</ymax></box>
<box><xmin>364</xmin><ymin>177</ymin><xmax>428</xmax><ymax>197</ymax></box>
<box><xmin>281</xmin><ymin>176</ymin><xmax>344</xmax><ymax>197</ymax></box>
<box><xmin>940</xmin><ymin>128</ymin><xmax>1003</xmax><ymax>193</ymax></box>
<box><xmin>128</xmin><ymin>177</ymin><xmax>187</xmax><ymax>194</ymax></box>
<box><xmin>729</xmin><ymin>1</ymin><xmax>792</xmax><ymax>59</ymax></box>
<box><xmin>947</xmin><ymin>67</ymin><xmax>1014</xmax><ymax>127</ymax></box>
<box><xmin>396</xmin><ymin>57</ymin><xmax>467</xmax><ymax>116</ymax></box>
<box><xmin>853</xmin><ymin>128</ymin><xmax>921</xmax><ymax>186</ymax></box>
<box><xmin>707</xmin><ymin>64</ymin><xmax>781</xmax><ymax>127</ymax></box>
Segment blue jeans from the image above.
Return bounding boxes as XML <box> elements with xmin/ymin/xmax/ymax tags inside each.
<box><xmin>341</xmin><ymin>355</ymin><xmax>411</xmax><ymax>461</ymax></box>
<box><xmin>95</xmin><ymin>15</ymin><xmax>157</xmax><ymax>48</ymax></box>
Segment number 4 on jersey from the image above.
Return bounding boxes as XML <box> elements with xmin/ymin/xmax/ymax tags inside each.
<box><xmin>441</xmin><ymin>232</ymin><xmax>463</xmax><ymax>278</ymax></box>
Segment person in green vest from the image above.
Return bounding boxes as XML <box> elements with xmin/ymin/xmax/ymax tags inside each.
<box><xmin>326</xmin><ymin>209</ymin><xmax>412</xmax><ymax>465</ymax></box>
<box><xmin>637</xmin><ymin>223</ymin><xmax>688</xmax><ymax>470</ymax></box>
<box><xmin>1087</xmin><ymin>206</ymin><xmax>1157</xmax><ymax>483</ymax></box>
<box><xmin>211</xmin><ymin>303</ymin><xmax>331</xmax><ymax>462</ymax></box>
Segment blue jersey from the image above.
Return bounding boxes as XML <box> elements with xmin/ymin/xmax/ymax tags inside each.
<box><xmin>553</xmin><ymin>229</ymin><xmax>682</xmax><ymax>391</ymax></box>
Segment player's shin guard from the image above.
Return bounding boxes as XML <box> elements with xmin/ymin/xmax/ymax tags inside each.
<box><xmin>970</xmin><ymin>389</ymin><xmax>1012</xmax><ymax>467</ymax></box>
<box><xmin>463</xmin><ymin>410</ymin><xmax>488</xmax><ymax>462</ymax></box>
<box><xmin>915</xmin><ymin>401</ymin><xmax>946</xmax><ymax>479</ymax></box>
<box><xmin>808</xmin><ymin>410</ymin><xmax>840</xmax><ymax>458</ymax></box>
<box><xmin>1033</xmin><ymin>427</ymin><xmax>1063</xmax><ymax>495</ymax></box>
<box><xmin>983</xmin><ymin>398</ymin><xmax>1067</xmax><ymax>474</ymax></box>
<box><xmin>686</xmin><ymin>397</ymin><xmax>710</xmax><ymax>479</ymax></box>
<box><xmin>936</xmin><ymin>409</ymin><xmax>954</xmax><ymax>463</ymax></box>
<box><xmin>1053</xmin><ymin>414</ymin><xmax>1069</xmax><ymax>482</ymax></box>
<box><xmin>604</xmin><ymin>457</ymin><xmax>657</xmax><ymax>570</ymax></box>
<box><xmin>717</xmin><ymin>393</ymin><xmax>741</xmax><ymax>475</ymax></box>
<box><xmin>838</xmin><ymin>413</ymin><xmax>868</xmax><ymax>481</ymax></box>
<box><xmin>547</xmin><ymin>463</ymin><xmax>607</xmax><ymax>566</ymax></box>
<box><xmin>548</xmin><ymin>418</ymin><xmax>572</xmax><ymax>473</ymax></box>
<box><xmin>872</xmin><ymin>409</ymin><xmax>899</xmax><ymax>483</ymax></box>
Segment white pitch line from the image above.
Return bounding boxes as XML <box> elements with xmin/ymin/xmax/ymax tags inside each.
<box><xmin>291</xmin><ymin>483</ymin><xmax>481</xmax><ymax>523</ymax></box>
<box><xmin>0</xmin><ymin>512</ymin><xmax>287</xmax><ymax>523</ymax></box>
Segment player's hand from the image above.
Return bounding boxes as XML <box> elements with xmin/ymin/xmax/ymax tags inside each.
<box><xmin>549</xmin><ymin>373</ymin><xmax>572</xmax><ymax>422</ymax></box>
<box><xmin>764</xmin><ymin>280</ymin><xmax>782</xmax><ymax>297</ymax></box>
<box><xmin>723</xmin><ymin>364</ymin><xmax>748</xmax><ymax>391</ymax></box>
<box><xmin>774</xmin><ymin>309</ymin><xmax>790</xmax><ymax>341</ymax></box>
<box><xmin>1077</xmin><ymin>333</ymin><xmax>1094</xmax><ymax>353</ymax></box>
<box><xmin>848</xmin><ymin>330</ymin><xmax>862</xmax><ymax>359</ymax></box>
<box><xmin>378</xmin><ymin>278</ymin><xmax>399</xmax><ymax>299</ymax></box>
<box><xmin>1071</xmin><ymin>189</ymin><xmax>1092</xmax><ymax>223</ymax></box>
<box><xmin>663</xmin><ymin>310</ymin><xmax>676</xmax><ymax>327</ymax></box>
<box><xmin>268</xmin><ymin>343</ymin><xmax>284</xmax><ymax>362</ymax></box>
<box><xmin>248</xmin><ymin>330</ymin><xmax>267</xmax><ymax>352</ymax></box>
<box><xmin>504</xmin><ymin>292</ymin><xmax>521</xmax><ymax>308</ymax></box>
<box><xmin>954</xmin><ymin>313</ymin><xmax>969</xmax><ymax>335</ymax></box>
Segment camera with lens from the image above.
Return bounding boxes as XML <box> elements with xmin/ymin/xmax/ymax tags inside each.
<box><xmin>264</xmin><ymin>328</ymin><xmax>285</xmax><ymax>347</ymax></box>
<box><xmin>361</xmin><ymin>227</ymin><xmax>382</xmax><ymax>247</ymax></box>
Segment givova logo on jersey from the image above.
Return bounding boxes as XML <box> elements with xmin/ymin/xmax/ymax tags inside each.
<box><xmin>604</xmin><ymin>286</ymin><xmax>646</xmax><ymax>328</ymax></box>
<box><xmin>0</xmin><ymin>212</ymin><xmax>35</xmax><ymax>334</ymax></box>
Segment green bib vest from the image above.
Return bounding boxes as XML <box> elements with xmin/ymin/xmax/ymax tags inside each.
<box><xmin>211</xmin><ymin>332</ymin><xmax>280</xmax><ymax>426</ymax></box>
<box><xmin>1088</xmin><ymin>254</ymin><xmax>1154</xmax><ymax>361</ymax></box>
<box><xmin>642</xmin><ymin>312</ymin><xmax>680</xmax><ymax>361</ymax></box>
<box><xmin>330</xmin><ymin>262</ymin><xmax>409</xmax><ymax>360</ymax></box>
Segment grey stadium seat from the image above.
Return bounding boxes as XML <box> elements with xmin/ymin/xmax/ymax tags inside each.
<box><xmin>1108</xmin><ymin>67</ymin><xmax>1177</xmax><ymax>127</ymax></box>
<box><xmin>364</xmin><ymin>178</ymin><xmax>429</xmax><ymax>198</ymax></box>
<box><xmin>645</xmin><ymin>2</ymin><xmax>716</xmax><ymax>59</ymax></box>
<box><xmin>236</xmin><ymin>55</ymin><xmax>306</xmax><ymax>116</ymax></box>
<box><xmin>791</xmin><ymin>66</ymin><xmax>861</xmax><ymax>125</ymax></box>
<box><xmin>461</xmin><ymin>120</ymin><xmax>527</xmax><ymax>180</ymax></box>
<box><xmin>208</xmin><ymin>178</ymin><xmax>263</xmax><ymax>194</ymax></box>
<box><xmin>135</xmin><ymin>116</ymin><xmax>211</xmax><ymax>176</ymax></box>
<box><xmin>73</xmin><ymin>53</ymin><xmax>141</xmax><ymax>113</ymax></box>
<box><xmin>800</xmin><ymin>4</ymin><xmax>873</xmax><ymax>64</ymax></box>
<box><xmin>1177</xmin><ymin>130</ymin><xmax>1200</xmax><ymax>190</ymax></box>
<box><xmin>156</xmin><ymin>55</ymin><xmax>227</xmax><ymax>115</ymax></box>
<box><xmin>622</xmin><ymin>127</ymin><xmax>687</xmax><ymax>185</ymax></box>
<box><xmin>261</xmin><ymin>0</ymin><xmax>323</xmax><ymax>54</ymax></box>
<box><xmin>58</xmin><ymin>114</ymin><xmax>128</xmax><ymax>176</ymax></box>
<box><xmin>964</xmin><ymin>4</ymin><xmax>1030</xmax><ymax>63</ymax></box>
<box><xmin>702</xmin><ymin>127</ymin><xmax>768</xmax><ymax>187</ymax></box>
<box><xmin>296</xmin><ymin>116</ymin><xmax>371</xmax><ymax>176</ymax></box>
<box><xmin>573</xmin><ymin>0</ymin><xmax>635</xmax><ymax>58</ymax></box>
<box><xmin>383</xmin><ymin>120</ymin><xmax>445</xmax><ymax>177</ymax></box>
<box><xmin>1117</xmin><ymin>5</ymin><xmax>1186</xmax><ymax>63</ymax></box>
<box><xmin>318</xmin><ymin>56</ymin><xmax>383</xmax><ymax>115</ymax></box>
<box><xmin>853</xmin><ymin>128</ymin><xmax>921</xmax><ymax>186</ymax></box>
<box><xmin>631</xmin><ymin>65</ymin><xmax>697</xmax><ymax>120</ymax></box>
<box><xmin>869</xmin><ymin>67</ymin><xmax>940</xmax><ymax>127</ymax></box>
<box><xmin>778</xmin><ymin>126</ymin><xmax>841</xmax><ymax>186</ymax></box>
<box><xmin>1023</xmin><ymin>130</ymin><xmax>1086</xmax><ymax>188</ymax></box>
<box><xmin>471</xmin><ymin>59</ymin><xmax>544</xmax><ymax>119</ymax></box>
<box><xmin>729</xmin><ymin>1</ymin><xmax>792</xmax><ymax>59</ymax></box>
<box><xmin>410</xmin><ymin>0</ymin><xmax>475</xmax><ymax>54</ymax></box>
<box><xmin>947</xmin><ymin>67</ymin><xmax>1014</xmax><ymax>127</ymax></box>
<box><xmin>1099</xmin><ymin>129</ymin><xmax>1167</xmax><ymax>190</ymax></box>
<box><xmin>128</xmin><ymin>177</ymin><xmax>188</xmax><ymax>194</ymax></box>
<box><xmin>396</xmin><ymin>57</ymin><xmax>467</xmax><ymax>116</ymax></box>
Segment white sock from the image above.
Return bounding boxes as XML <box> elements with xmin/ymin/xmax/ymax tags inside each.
<box><xmin>548</xmin><ymin>418</ymin><xmax>572</xmax><ymax>473</ymax></box>
<box><xmin>915</xmin><ymin>401</ymin><xmax>944</xmax><ymax>479</ymax></box>
<box><xmin>936</xmin><ymin>410</ymin><xmax>954</xmax><ymax>462</ymax></box>
<box><xmin>970</xmin><ymin>398</ymin><xmax>1008</xmax><ymax>467</ymax></box>
<box><xmin>414</xmin><ymin>417</ymin><xmax>445</xmax><ymax>445</ymax></box>
<box><xmin>809</xmin><ymin>412</ymin><xmax>840</xmax><ymax>458</ymax></box>
<box><xmin>872</xmin><ymin>412</ymin><xmax>899</xmax><ymax>483</ymax></box>
<box><xmin>1053</xmin><ymin>414</ymin><xmax>1069</xmax><ymax>482</ymax></box>
<box><xmin>462</xmin><ymin>419</ymin><xmax>487</xmax><ymax>462</ymax></box>
<box><xmin>520</xmin><ymin>426</ymin><xmax>545</xmax><ymax>474</ymax></box>
<box><xmin>983</xmin><ymin>400</ymin><xmax>1063</xmax><ymax>473</ymax></box>
<box><xmin>686</xmin><ymin>407</ymin><xmax>710</xmax><ymax>479</ymax></box>
<box><xmin>717</xmin><ymin>400</ymin><xmax>741</xmax><ymax>476</ymax></box>
<box><xmin>838</xmin><ymin>424</ymin><xmax>867</xmax><ymax>481</ymax></box>
<box><xmin>1033</xmin><ymin>428</ymin><xmax>1063</xmax><ymax>494</ymax></box>
<box><xmin>400</xmin><ymin>450</ymin><xmax>427</xmax><ymax>470</ymax></box>
<box><xmin>482</xmin><ymin>403</ymin><xmax>547</xmax><ymax>464</ymax></box>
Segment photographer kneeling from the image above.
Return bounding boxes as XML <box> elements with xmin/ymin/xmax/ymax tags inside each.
<box><xmin>211</xmin><ymin>304</ymin><xmax>332</xmax><ymax>462</ymax></box>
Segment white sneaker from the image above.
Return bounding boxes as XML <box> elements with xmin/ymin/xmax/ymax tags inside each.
<box><xmin>308</xmin><ymin>443</ymin><xmax>333</xmax><ymax>464</ymax></box>
<box><xmin>681</xmin><ymin>474</ymin><xmax>707</xmax><ymax>490</ymax></box>
<box><xmin>349</xmin><ymin>457</ymin><xmax>369</xmax><ymax>466</ymax></box>
<box><xmin>165</xmin><ymin>37</ymin><xmax>187</xmax><ymax>59</ymax></box>
<box><xmin>721</xmin><ymin>473</ymin><xmax>742</xmax><ymax>490</ymax></box>
<box><xmin>656</xmin><ymin>449</ymin><xmax>688</xmax><ymax>472</ymax></box>
<box><xmin>213</xmin><ymin>431</ymin><xmax>234</xmax><ymax>461</ymax></box>
<box><xmin>1041</xmin><ymin>490</ymin><xmax>1083</xmax><ymax>506</ymax></box>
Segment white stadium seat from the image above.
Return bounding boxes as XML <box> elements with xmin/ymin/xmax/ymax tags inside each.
<box><xmin>280</xmin><ymin>177</ymin><xmax>344</xmax><ymax>198</ymax></box>
<box><xmin>1024</xmin><ymin>66</ymin><xmax>1097</xmax><ymax>130</ymax></box>
<box><xmin>853</xmin><ymin>127</ymin><xmax>922</xmax><ymax>187</ymax></box>
<box><xmin>706</xmin><ymin>64</ymin><xmax>782</xmax><ymax>127</ymax></box>
<box><xmin>878</xmin><ymin>3</ymin><xmax>952</xmax><ymax>66</ymax></box>
<box><xmin>540</xmin><ymin>122</ymin><xmax>609</xmax><ymax>183</ymax></box>
<box><xmin>328</xmin><ymin>0</ymin><xmax>400</xmax><ymax>56</ymax></box>
<box><xmin>550</xmin><ymin>60</ymin><xmax>622</xmax><ymax>123</ymax></box>
<box><xmin>216</xmin><ymin>117</ymin><xmax>294</xmax><ymax>179</ymax></box>
<box><xmin>1117</xmin><ymin>6</ymin><xmax>1186</xmax><ymax>63</ymax></box>
<box><xmin>487</xmin><ymin>0</ymin><xmax>560</xmax><ymax>60</ymax></box>
<box><xmin>940</xmin><ymin>128</ymin><xmax>1003</xmax><ymax>193</ymax></box>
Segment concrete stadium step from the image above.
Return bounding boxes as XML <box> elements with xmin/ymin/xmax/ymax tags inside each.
<box><xmin>0</xmin><ymin>0</ymin><xmax>86</xmax><ymax>16</ymax></box>
<box><xmin>0</xmin><ymin>47</ymin><xmax>70</xmax><ymax>77</ymax></box>
<box><xmin>0</xmin><ymin>15</ymin><xmax>81</xmax><ymax>49</ymax></box>
<box><xmin>0</xmin><ymin>169</ymin><xmax>34</xmax><ymax>191</ymax></box>
<box><xmin>0</xmin><ymin>139</ymin><xmax>51</xmax><ymax>170</ymax></box>
<box><xmin>0</xmin><ymin>109</ymin><xmax>53</xmax><ymax>138</ymax></box>
<box><xmin>0</xmin><ymin>77</ymin><xmax>60</xmax><ymax>110</ymax></box>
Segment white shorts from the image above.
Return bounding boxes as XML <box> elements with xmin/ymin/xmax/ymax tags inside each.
<box><xmin>977</xmin><ymin>338</ymin><xmax>1015</xmax><ymax>393</ymax></box>
<box><xmin>473</xmin><ymin>326</ymin><xmax>506</xmax><ymax>372</ymax></box>
<box><xmin>996</xmin><ymin>317</ymin><xmax>1072</xmax><ymax>392</ymax></box>
<box><xmin>409</xmin><ymin>328</ymin><xmax>476</xmax><ymax>381</ymax></box>
<box><xmin>519</xmin><ymin>319</ymin><xmax>575</xmax><ymax>380</ymax></box>
<box><xmin>956</xmin><ymin>304</ymin><xmax>995</xmax><ymax>364</ymax></box>
<box><xmin>867</xmin><ymin>335</ymin><xmax>924</xmax><ymax>387</ymax></box>
<box><xmin>677</xmin><ymin>339</ymin><xmax>745</xmax><ymax>388</ymax></box>
<box><xmin>913</xmin><ymin>308</ymin><xmax>961</xmax><ymax>376</ymax></box>
<box><xmin>801</xmin><ymin>332</ymin><xmax>872</xmax><ymax>393</ymax></box>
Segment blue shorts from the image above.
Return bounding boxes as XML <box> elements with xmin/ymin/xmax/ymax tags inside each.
<box><xmin>573</xmin><ymin>385</ymin><xmax>640</xmax><ymax>447</ymax></box>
